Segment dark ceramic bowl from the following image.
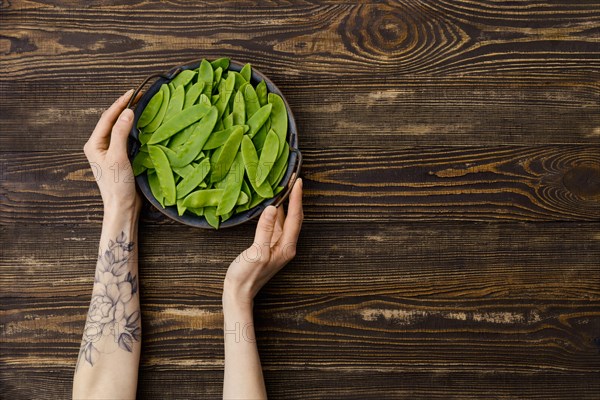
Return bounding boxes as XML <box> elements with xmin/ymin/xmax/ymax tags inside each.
<box><xmin>128</xmin><ymin>59</ymin><xmax>301</xmax><ymax>228</ymax></box>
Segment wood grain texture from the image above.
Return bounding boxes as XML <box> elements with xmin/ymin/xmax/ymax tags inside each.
<box><xmin>1</xmin><ymin>146</ymin><xmax>599</xmax><ymax>224</ymax></box>
<box><xmin>1</xmin><ymin>0</ymin><xmax>599</xmax><ymax>150</ymax></box>
<box><xmin>1</xmin><ymin>222</ymin><xmax>599</xmax><ymax>399</ymax></box>
<box><xmin>2</xmin><ymin>0</ymin><xmax>600</xmax><ymax>398</ymax></box>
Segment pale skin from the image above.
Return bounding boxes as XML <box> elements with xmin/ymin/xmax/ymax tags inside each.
<box><xmin>73</xmin><ymin>90</ymin><xmax>303</xmax><ymax>400</ymax></box>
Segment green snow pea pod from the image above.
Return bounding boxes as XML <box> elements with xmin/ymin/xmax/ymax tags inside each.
<box><xmin>213</xmin><ymin>67</ymin><xmax>223</xmax><ymax>94</ymax></box>
<box><xmin>256</xmin><ymin>129</ymin><xmax>280</xmax><ymax>186</ymax></box>
<box><xmin>138</xmin><ymin>131</ymin><xmax>152</xmax><ymax>145</ymax></box>
<box><xmin>169</xmin><ymin>106</ymin><xmax>219</xmax><ymax>167</ymax></box>
<box><xmin>211</xmin><ymin>94</ymin><xmax>219</xmax><ymax>105</ymax></box>
<box><xmin>243</xmin><ymin>84</ymin><xmax>260</xmax><ymax>119</ymax></box>
<box><xmin>168</xmin><ymin>121</ymin><xmax>197</xmax><ymax>150</ymax></box>
<box><xmin>194</xmin><ymin>151</ymin><xmax>206</xmax><ymax>162</ymax></box>
<box><xmin>163</xmin><ymin>85</ymin><xmax>185</xmax><ymax>122</ymax></box>
<box><xmin>231</xmin><ymin>71</ymin><xmax>247</xmax><ymax>91</ymax></box>
<box><xmin>176</xmin><ymin>199</ymin><xmax>187</xmax><ymax>216</ymax></box>
<box><xmin>216</xmin><ymin>152</ymin><xmax>244</xmax><ymax>216</ymax></box>
<box><xmin>236</xmin><ymin>191</ymin><xmax>249</xmax><ymax>205</ymax></box>
<box><xmin>210</xmin><ymin>125</ymin><xmax>244</xmax><ymax>183</ymax></box>
<box><xmin>171</xmin><ymin>69</ymin><xmax>197</xmax><ymax>88</ymax></box>
<box><xmin>256</xmin><ymin>80</ymin><xmax>268</xmax><ymax>106</ymax></box>
<box><xmin>132</xmin><ymin>151</ymin><xmax>148</xmax><ymax>176</ymax></box>
<box><xmin>223</xmin><ymin>112</ymin><xmax>234</xmax><ymax>129</ymax></box>
<box><xmin>246</xmin><ymin>103</ymin><xmax>272</xmax><ymax>138</ymax></box>
<box><xmin>176</xmin><ymin>158</ymin><xmax>211</xmax><ymax>199</ymax></box>
<box><xmin>188</xmin><ymin>206</ymin><xmax>204</xmax><ymax>217</ymax></box>
<box><xmin>221</xmin><ymin>210</ymin><xmax>234</xmax><ymax>222</ymax></box>
<box><xmin>210</xmin><ymin>146</ymin><xmax>223</xmax><ymax>167</ymax></box>
<box><xmin>268</xmin><ymin>142</ymin><xmax>289</xmax><ymax>186</ymax></box>
<box><xmin>172</xmin><ymin>164</ymin><xmax>194</xmax><ymax>178</ymax></box>
<box><xmin>240</xmin><ymin>136</ymin><xmax>273</xmax><ymax>198</ymax></box>
<box><xmin>137</xmin><ymin>90</ymin><xmax>163</xmax><ymax>128</ymax></box>
<box><xmin>252</xmin><ymin>118</ymin><xmax>270</xmax><ymax>152</ymax></box>
<box><xmin>198</xmin><ymin>59</ymin><xmax>213</xmax><ymax>97</ymax></box>
<box><xmin>199</xmin><ymin>94</ymin><xmax>211</xmax><ymax>107</ymax></box>
<box><xmin>148</xmin><ymin>103</ymin><xmax>211</xmax><ymax>144</ymax></box>
<box><xmin>235</xmin><ymin>180</ymin><xmax>253</xmax><ymax>212</ymax></box>
<box><xmin>216</xmin><ymin>73</ymin><xmax>235</xmax><ymax>119</ymax></box>
<box><xmin>184</xmin><ymin>82</ymin><xmax>205</xmax><ymax>109</ymax></box>
<box><xmin>210</xmin><ymin>58</ymin><xmax>230</xmax><ymax>71</ymax></box>
<box><xmin>240</xmin><ymin>63</ymin><xmax>251</xmax><ymax>82</ymax></box>
<box><xmin>182</xmin><ymin>189</ymin><xmax>224</xmax><ymax>208</ymax></box>
<box><xmin>144</xmin><ymin>84</ymin><xmax>171</xmax><ymax>133</ymax></box>
<box><xmin>168</xmin><ymin>82</ymin><xmax>175</xmax><ymax>93</ymax></box>
<box><xmin>148</xmin><ymin>145</ymin><xmax>177</xmax><ymax>206</ymax></box>
<box><xmin>232</xmin><ymin>90</ymin><xmax>245</xmax><ymax>125</ymax></box>
<box><xmin>268</xmin><ymin>93</ymin><xmax>287</xmax><ymax>157</ymax></box>
<box><xmin>273</xmin><ymin>185</ymin><xmax>284</xmax><ymax>196</ymax></box>
<box><xmin>204</xmin><ymin>125</ymin><xmax>247</xmax><ymax>150</ymax></box>
<box><xmin>203</xmin><ymin>206</ymin><xmax>220</xmax><ymax>229</ymax></box>
<box><xmin>147</xmin><ymin>171</ymin><xmax>165</xmax><ymax>207</ymax></box>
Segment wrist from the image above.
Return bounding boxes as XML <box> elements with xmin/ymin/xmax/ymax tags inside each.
<box><xmin>222</xmin><ymin>285</ymin><xmax>254</xmax><ymax>315</ymax></box>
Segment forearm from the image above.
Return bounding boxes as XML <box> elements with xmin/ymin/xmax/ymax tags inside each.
<box><xmin>73</xmin><ymin>209</ymin><xmax>141</xmax><ymax>400</ymax></box>
<box><xmin>222</xmin><ymin>291</ymin><xmax>267</xmax><ymax>400</ymax></box>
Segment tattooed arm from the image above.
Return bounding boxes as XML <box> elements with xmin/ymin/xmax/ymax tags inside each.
<box><xmin>73</xmin><ymin>90</ymin><xmax>142</xmax><ymax>400</ymax></box>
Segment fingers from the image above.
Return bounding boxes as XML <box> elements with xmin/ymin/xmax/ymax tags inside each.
<box><xmin>107</xmin><ymin>108</ymin><xmax>134</xmax><ymax>155</ymax></box>
<box><xmin>276</xmin><ymin>178</ymin><xmax>303</xmax><ymax>261</ymax></box>
<box><xmin>86</xmin><ymin>89</ymin><xmax>133</xmax><ymax>154</ymax></box>
<box><xmin>253</xmin><ymin>205</ymin><xmax>278</xmax><ymax>258</ymax></box>
<box><xmin>270</xmin><ymin>206</ymin><xmax>285</xmax><ymax>246</ymax></box>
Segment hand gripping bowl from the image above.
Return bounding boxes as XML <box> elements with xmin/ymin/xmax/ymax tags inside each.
<box><xmin>127</xmin><ymin>59</ymin><xmax>301</xmax><ymax>229</ymax></box>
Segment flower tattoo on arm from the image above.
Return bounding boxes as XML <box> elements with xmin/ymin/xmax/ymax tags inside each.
<box><xmin>77</xmin><ymin>231</ymin><xmax>140</xmax><ymax>370</ymax></box>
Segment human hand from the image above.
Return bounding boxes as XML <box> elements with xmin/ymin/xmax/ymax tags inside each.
<box><xmin>84</xmin><ymin>89</ymin><xmax>141</xmax><ymax>215</ymax></box>
<box><xmin>223</xmin><ymin>178</ymin><xmax>304</xmax><ymax>308</ymax></box>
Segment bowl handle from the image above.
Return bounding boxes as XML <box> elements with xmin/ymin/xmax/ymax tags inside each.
<box><xmin>273</xmin><ymin>147</ymin><xmax>303</xmax><ymax>208</ymax></box>
<box><xmin>126</xmin><ymin>68</ymin><xmax>184</xmax><ymax>109</ymax></box>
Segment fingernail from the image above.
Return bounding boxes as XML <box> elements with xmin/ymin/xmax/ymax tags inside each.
<box><xmin>119</xmin><ymin>108</ymin><xmax>133</xmax><ymax>122</ymax></box>
<box><xmin>124</xmin><ymin>88</ymin><xmax>134</xmax><ymax>97</ymax></box>
<box><xmin>298</xmin><ymin>178</ymin><xmax>303</xmax><ymax>188</ymax></box>
<box><xmin>265</xmin><ymin>205</ymin><xmax>277</xmax><ymax>218</ymax></box>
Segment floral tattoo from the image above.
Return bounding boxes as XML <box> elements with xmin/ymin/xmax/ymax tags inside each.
<box><xmin>77</xmin><ymin>231</ymin><xmax>140</xmax><ymax>370</ymax></box>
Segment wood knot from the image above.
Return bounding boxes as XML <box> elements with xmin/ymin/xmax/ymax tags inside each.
<box><xmin>562</xmin><ymin>164</ymin><xmax>600</xmax><ymax>200</ymax></box>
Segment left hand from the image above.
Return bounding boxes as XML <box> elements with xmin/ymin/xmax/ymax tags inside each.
<box><xmin>84</xmin><ymin>89</ymin><xmax>141</xmax><ymax>214</ymax></box>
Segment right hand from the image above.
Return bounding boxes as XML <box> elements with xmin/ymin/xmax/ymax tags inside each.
<box><xmin>223</xmin><ymin>178</ymin><xmax>303</xmax><ymax>307</ymax></box>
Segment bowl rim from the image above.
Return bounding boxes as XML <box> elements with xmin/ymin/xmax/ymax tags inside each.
<box><xmin>128</xmin><ymin>58</ymin><xmax>301</xmax><ymax>229</ymax></box>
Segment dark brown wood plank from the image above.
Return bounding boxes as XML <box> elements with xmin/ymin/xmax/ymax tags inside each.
<box><xmin>1</xmin><ymin>146</ymin><xmax>598</xmax><ymax>225</ymax></box>
<box><xmin>1</xmin><ymin>222</ymin><xmax>599</xmax><ymax>399</ymax></box>
<box><xmin>1</xmin><ymin>0</ymin><xmax>599</xmax><ymax>150</ymax></box>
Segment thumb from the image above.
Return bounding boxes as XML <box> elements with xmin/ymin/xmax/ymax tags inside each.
<box><xmin>108</xmin><ymin>108</ymin><xmax>134</xmax><ymax>156</ymax></box>
<box><xmin>253</xmin><ymin>206</ymin><xmax>278</xmax><ymax>255</ymax></box>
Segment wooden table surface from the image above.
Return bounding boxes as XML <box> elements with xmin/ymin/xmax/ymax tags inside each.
<box><xmin>1</xmin><ymin>1</ymin><xmax>599</xmax><ymax>399</ymax></box>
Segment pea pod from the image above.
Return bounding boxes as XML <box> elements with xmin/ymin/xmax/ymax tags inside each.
<box><xmin>198</xmin><ymin>59</ymin><xmax>213</xmax><ymax>97</ymax></box>
<box><xmin>210</xmin><ymin>125</ymin><xmax>244</xmax><ymax>182</ymax></box>
<box><xmin>169</xmin><ymin>106</ymin><xmax>219</xmax><ymax>167</ymax></box>
<box><xmin>147</xmin><ymin>171</ymin><xmax>165</xmax><ymax>207</ymax></box>
<box><xmin>199</xmin><ymin>94</ymin><xmax>211</xmax><ymax>107</ymax></box>
<box><xmin>232</xmin><ymin>90</ymin><xmax>245</xmax><ymax>125</ymax></box>
<box><xmin>241</xmin><ymin>136</ymin><xmax>273</xmax><ymax>198</ymax></box>
<box><xmin>268</xmin><ymin>93</ymin><xmax>287</xmax><ymax>156</ymax></box>
<box><xmin>163</xmin><ymin>85</ymin><xmax>185</xmax><ymax>122</ymax></box>
<box><xmin>240</xmin><ymin>63</ymin><xmax>251</xmax><ymax>82</ymax></box>
<box><xmin>144</xmin><ymin>84</ymin><xmax>170</xmax><ymax>133</ymax></box>
<box><xmin>182</xmin><ymin>189</ymin><xmax>224</xmax><ymax>208</ymax></box>
<box><xmin>256</xmin><ymin>129</ymin><xmax>280</xmax><ymax>186</ymax></box>
<box><xmin>184</xmin><ymin>82</ymin><xmax>204</xmax><ymax>109</ymax></box>
<box><xmin>247</xmin><ymin>103</ymin><xmax>272</xmax><ymax>138</ymax></box>
<box><xmin>203</xmin><ymin>206</ymin><xmax>219</xmax><ymax>229</ymax></box>
<box><xmin>172</xmin><ymin>164</ymin><xmax>194</xmax><ymax>178</ymax></box>
<box><xmin>210</xmin><ymin>58</ymin><xmax>230</xmax><ymax>71</ymax></box>
<box><xmin>148</xmin><ymin>145</ymin><xmax>177</xmax><ymax>205</ymax></box>
<box><xmin>216</xmin><ymin>152</ymin><xmax>244</xmax><ymax>216</ymax></box>
<box><xmin>213</xmin><ymin>67</ymin><xmax>223</xmax><ymax>94</ymax></box>
<box><xmin>132</xmin><ymin>151</ymin><xmax>149</xmax><ymax>176</ymax></box>
<box><xmin>268</xmin><ymin>142</ymin><xmax>289</xmax><ymax>186</ymax></box>
<box><xmin>252</xmin><ymin>118</ymin><xmax>271</xmax><ymax>152</ymax></box>
<box><xmin>216</xmin><ymin>73</ymin><xmax>235</xmax><ymax>119</ymax></box>
<box><xmin>188</xmin><ymin>207</ymin><xmax>204</xmax><ymax>217</ymax></box>
<box><xmin>171</xmin><ymin>69</ymin><xmax>197</xmax><ymax>88</ymax></box>
<box><xmin>231</xmin><ymin>71</ymin><xmax>247</xmax><ymax>91</ymax></box>
<box><xmin>168</xmin><ymin>121</ymin><xmax>197</xmax><ymax>149</ymax></box>
<box><xmin>176</xmin><ymin>158</ymin><xmax>211</xmax><ymax>199</ymax></box>
<box><xmin>256</xmin><ymin>80</ymin><xmax>268</xmax><ymax>106</ymax></box>
<box><xmin>204</xmin><ymin>125</ymin><xmax>248</xmax><ymax>150</ymax></box>
<box><xmin>176</xmin><ymin>199</ymin><xmax>187</xmax><ymax>216</ymax></box>
<box><xmin>243</xmin><ymin>84</ymin><xmax>260</xmax><ymax>118</ymax></box>
<box><xmin>148</xmin><ymin>103</ymin><xmax>211</xmax><ymax>144</ymax></box>
<box><xmin>137</xmin><ymin>90</ymin><xmax>163</xmax><ymax>128</ymax></box>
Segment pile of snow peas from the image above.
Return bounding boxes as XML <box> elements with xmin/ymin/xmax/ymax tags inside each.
<box><xmin>132</xmin><ymin>58</ymin><xmax>290</xmax><ymax>229</ymax></box>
